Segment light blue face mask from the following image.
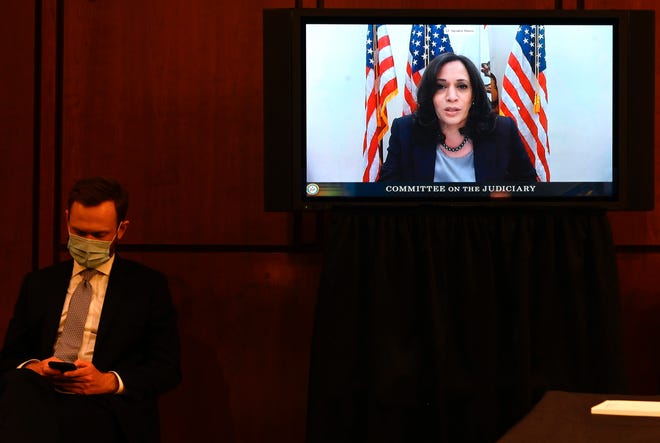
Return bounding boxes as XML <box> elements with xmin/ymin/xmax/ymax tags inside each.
<box><xmin>67</xmin><ymin>232</ymin><xmax>117</xmax><ymax>268</ymax></box>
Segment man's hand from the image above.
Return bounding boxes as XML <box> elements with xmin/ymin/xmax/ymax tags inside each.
<box><xmin>34</xmin><ymin>359</ymin><xmax>119</xmax><ymax>395</ymax></box>
<box><xmin>23</xmin><ymin>357</ymin><xmax>63</xmax><ymax>376</ymax></box>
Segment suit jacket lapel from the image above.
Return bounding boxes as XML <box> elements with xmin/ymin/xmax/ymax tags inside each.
<box><xmin>473</xmin><ymin>136</ymin><xmax>497</xmax><ymax>182</ymax></box>
<box><xmin>42</xmin><ymin>262</ymin><xmax>75</xmax><ymax>356</ymax></box>
<box><xmin>416</xmin><ymin>140</ymin><xmax>437</xmax><ymax>182</ymax></box>
<box><xmin>94</xmin><ymin>256</ymin><xmax>126</xmax><ymax>355</ymax></box>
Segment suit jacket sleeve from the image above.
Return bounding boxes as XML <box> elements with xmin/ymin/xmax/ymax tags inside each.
<box><xmin>473</xmin><ymin>116</ymin><xmax>538</xmax><ymax>182</ymax></box>
<box><xmin>93</xmin><ymin>258</ymin><xmax>182</xmax><ymax>399</ymax></box>
<box><xmin>378</xmin><ymin>115</ymin><xmax>436</xmax><ymax>183</ymax></box>
<box><xmin>0</xmin><ymin>263</ymin><xmax>71</xmax><ymax>372</ymax></box>
<box><xmin>501</xmin><ymin>116</ymin><xmax>538</xmax><ymax>182</ymax></box>
<box><xmin>0</xmin><ymin>275</ymin><xmax>37</xmax><ymax>372</ymax></box>
<box><xmin>378</xmin><ymin>117</ymin><xmax>405</xmax><ymax>182</ymax></box>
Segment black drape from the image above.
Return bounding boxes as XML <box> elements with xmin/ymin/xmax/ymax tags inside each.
<box><xmin>306</xmin><ymin>207</ymin><xmax>627</xmax><ymax>443</ymax></box>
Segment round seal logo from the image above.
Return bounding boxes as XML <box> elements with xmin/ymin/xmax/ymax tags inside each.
<box><xmin>306</xmin><ymin>183</ymin><xmax>320</xmax><ymax>195</ymax></box>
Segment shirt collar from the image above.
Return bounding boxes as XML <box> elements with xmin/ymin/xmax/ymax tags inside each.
<box><xmin>72</xmin><ymin>254</ymin><xmax>116</xmax><ymax>277</ymax></box>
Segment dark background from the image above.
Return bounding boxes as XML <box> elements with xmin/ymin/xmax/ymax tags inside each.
<box><xmin>0</xmin><ymin>0</ymin><xmax>658</xmax><ymax>442</ymax></box>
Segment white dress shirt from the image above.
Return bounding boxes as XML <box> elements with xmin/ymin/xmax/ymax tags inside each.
<box><xmin>54</xmin><ymin>256</ymin><xmax>115</xmax><ymax>361</ymax></box>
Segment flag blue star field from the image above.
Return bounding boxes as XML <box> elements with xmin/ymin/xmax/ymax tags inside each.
<box><xmin>501</xmin><ymin>24</ymin><xmax>549</xmax><ymax>181</ymax></box>
<box><xmin>363</xmin><ymin>24</ymin><xmax>398</xmax><ymax>182</ymax></box>
<box><xmin>403</xmin><ymin>24</ymin><xmax>454</xmax><ymax>115</ymax></box>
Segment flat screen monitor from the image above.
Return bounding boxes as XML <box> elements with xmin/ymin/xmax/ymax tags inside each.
<box><xmin>263</xmin><ymin>9</ymin><xmax>654</xmax><ymax>211</ymax></box>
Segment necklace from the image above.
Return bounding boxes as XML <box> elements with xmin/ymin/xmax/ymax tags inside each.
<box><xmin>441</xmin><ymin>136</ymin><xmax>469</xmax><ymax>152</ymax></box>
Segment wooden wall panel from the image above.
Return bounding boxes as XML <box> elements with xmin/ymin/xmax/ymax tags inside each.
<box><xmin>592</xmin><ymin>0</ymin><xmax>660</xmax><ymax>244</ymax></box>
<box><xmin>588</xmin><ymin>0</ymin><xmax>660</xmax><ymax>10</ymax></box>
<box><xmin>0</xmin><ymin>1</ymin><xmax>35</xmax><ymax>338</ymax></box>
<box><xmin>323</xmin><ymin>0</ymin><xmax>557</xmax><ymax>8</ymax></box>
<box><xmin>1</xmin><ymin>1</ymin><xmax>658</xmax><ymax>443</ymax></box>
<box><xmin>59</xmin><ymin>0</ymin><xmax>293</xmax><ymax>246</ymax></box>
<box><xmin>616</xmin><ymin>253</ymin><xmax>660</xmax><ymax>394</ymax></box>
<box><xmin>118</xmin><ymin>251</ymin><xmax>320</xmax><ymax>443</ymax></box>
<box><xmin>590</xmin><ymin>0</ymin><xmax>660</xmax><ymax>396</ymax></box>
<box><xmin>37</xmin><ymin>0</ymin><xmax>60</xmax><ymax>268</ymax></box>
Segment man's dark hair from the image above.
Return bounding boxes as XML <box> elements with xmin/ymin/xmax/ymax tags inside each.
<box><xmin>67</xmin><ymin>177</ymin><xmax>129</xmax><ymax>224</ymax></box>
<box><xmin>414</xmin><ymin>52</ymin><xmax>496</xmax><ymax>143</ymax></box>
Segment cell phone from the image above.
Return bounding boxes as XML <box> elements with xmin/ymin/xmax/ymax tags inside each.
<box><xmin>48</xmin><ymin>361</ymin><xmax>77</xmax><ymax>372</ymax></box>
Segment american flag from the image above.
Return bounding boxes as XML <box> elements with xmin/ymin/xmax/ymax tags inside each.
<box><xmin>363</xmin><ymin>24</ymin><xmax>398</xmax><ymax>182</ymax></box>
<box><xmin>500</xmin><ymin>24</ymin><xmax>549</xmax><ymax>181</ymax></box>
<box><xmin>403</xmin><ymin>24</ymin><xmax>454</xmax><ymax>115</ymax></box>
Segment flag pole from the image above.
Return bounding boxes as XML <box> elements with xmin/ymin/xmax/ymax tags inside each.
<box><xmin>424</xmin><ymin>25</ymin><xmax>430</xmax><ymax>68</ymax></box>
<box><xmin>533</xmin><ymin>25</ymin><xmax>541</xmax><ymax>113</ymax></box>
<box><xmin>372</xmin><ymin>25</ymin><xmax>385</xmax><ymax>162</ymax></box>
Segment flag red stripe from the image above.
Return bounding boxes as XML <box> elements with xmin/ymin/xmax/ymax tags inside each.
<box><xmin>501</xmin><ymin>41</ymin><xmax>550</xmax><ymax>181</ymax></box>
<box><xmin>502</xmin><ymin>75</ymin><xmax>550</xmax><ymax>181</ymax></box>
<box><xmin>363</xmin><ymin>25</ymin><xmax>398</xmax><ymax>182</ymax></box>
<box><xmin>501</xmin><ymin>75</ymin><xmax>545</xmax><ymax>157</ymax></box>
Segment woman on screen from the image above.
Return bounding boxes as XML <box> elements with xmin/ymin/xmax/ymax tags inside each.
<box><xmin>378</xmin><ymin>53</ymin><xmax>537</xmax><ymax>183</ymax></box>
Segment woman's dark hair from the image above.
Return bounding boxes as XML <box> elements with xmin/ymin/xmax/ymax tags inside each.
<box><xmin>414</xmin><ymin>52</ymin><xmax>495</xmax><ymax>143</ymax></box>
<box><xmin>67</xmin><ymin>176</ymin><xmax>129</xmax><ymax>224</ymax></box>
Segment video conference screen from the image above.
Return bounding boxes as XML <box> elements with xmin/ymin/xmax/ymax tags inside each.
<box><xmin>302</xmin><ymin>19</ymin><xmax>616</xmax><ymax>204</ymax></box>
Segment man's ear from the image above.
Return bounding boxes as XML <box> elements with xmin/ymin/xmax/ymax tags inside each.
<box><xmin>117</xmin><ymin>220</ymin><xmax>130</xmax><ymax>240</ymax></box>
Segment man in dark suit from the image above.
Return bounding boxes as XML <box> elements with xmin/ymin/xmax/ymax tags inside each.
<box><xmin>0</xmin><ymin>177</ymin><xmax>181</xmax><ymax>443</ymax></box>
